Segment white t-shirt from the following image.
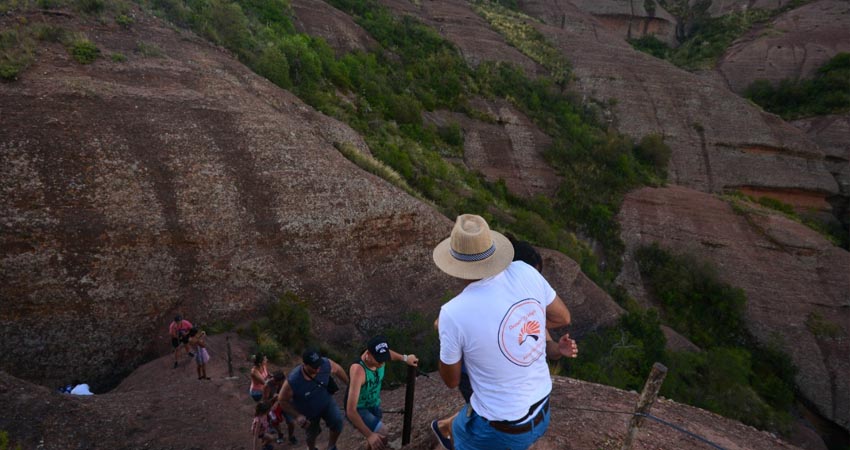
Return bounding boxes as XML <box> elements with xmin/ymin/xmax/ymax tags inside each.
<box><xmin>439</xmin><ymin>261</ymin><xmax>556</xmax><ymax>421</ymax></box>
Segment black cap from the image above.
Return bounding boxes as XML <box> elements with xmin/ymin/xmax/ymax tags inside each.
<box><xmin>367</xmin><ymin>335</ymin><xmax>391</xmax><ymax>363</ymax></box>
<box><xmin>174</xmin><ymin>315</ymin><xmax>182</xmax><ymax>322</ymax></box>
<box><xmin>302</xmin><ymin>349</ymin><xmax>322</xmax><ymax>368</ymax></box>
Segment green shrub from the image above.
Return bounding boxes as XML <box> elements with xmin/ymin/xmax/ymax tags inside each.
<box><xmin>628</xmin><ymin>35</ymin><xmax>670</xmax><ymax>59</ymax></box>
<box><xmin>110</xmin><ymin>52</ymin><xmax>126</xmax><ymax>62</ymax></box>
<box><xmin>254</xmin><ymin>331</ymin><xmax>283</xmax><ymax>362</ymax></box>
<box><xmin>635</xmin><ymin>243</ymin><xmax>747</xmax><ymax>348</ymax></box>
<box><xmin>0</xmin><ymin>430</ymin><xmax>22</xmax><ymax>450</ymax></box>
<box><xmin>135</xmin><ymin>40</ymin><xmax>163</xmax><ymax>57</ymax></box>
<box><xmin>634</xmin><ymin>133</ymin><xmax>671</xmax><ymax>176</ymax></box>
<box><xmin>115</xmin><ymin>13</ymin><xmax>134</xmax><ymax>27</ymax></box>
<box><xmin>74</xmin><ymin>0</ymin><xmax>104</xmax><ymax>14</ymax></box>
<box><xmin>0</xmin><ymin>29</ymin><xmax>34</xmax><ymax>81</ymax></box>
<box><xmin>437</xmin><ymin>122</ymin><xmax>463</xmax><ymax>147</ymax></box>
<box><xmin>264</xmin><ymin>291</ymin><xmax>312</xmax><ymax>352</ymax></box>
<box><xmin>745</xmin><ymin>52</ymin><xmax>850</xmax><ymax>119</ymax></box>
<box><xmin>69</xmin><ymin>38</ymin><xmax>99</xmax><ymax>64</ymax></box>
<box><xmin>33</xmin><ymin>24</ymin><xmax>68</xmax><ymax>42</ymax></box>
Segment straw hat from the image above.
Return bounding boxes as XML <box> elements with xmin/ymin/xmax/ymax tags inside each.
<box><xmin>433</xmin><ymin>214</ymin><xmax>514</xmax><ymax>280</ymax></box>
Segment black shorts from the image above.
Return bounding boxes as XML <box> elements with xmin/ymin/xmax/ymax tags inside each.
<box><xmin>171</xmin><ymin>335</ymin><xmax>189</xmax><ymax>348</ymax></box>
<box><xmin>459</xmin><ymin>372</ymin><xmax>473</xmax><ymax>404</ymax></box>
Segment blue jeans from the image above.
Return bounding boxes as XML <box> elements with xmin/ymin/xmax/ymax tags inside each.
<box><xmin>351</xmin><ymin>406</ymin><xmax>383</xmax><ymax>432</ymax></box>
<box><xmin>452</xmin><ymin>403</ymin><xmax>550</xmax><ymax>450</ymax></box>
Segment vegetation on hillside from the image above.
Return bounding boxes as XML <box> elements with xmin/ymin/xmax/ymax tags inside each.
<box><xmin>725</xmin><ymin>190</ymin><xmax>849</xmax><ymax>249</ymax></box>
<box><xmin>745</xmin><ymin>52</ymin><xmax>850</xmax><ymax>120</ymax></box>
<box><xmin>564</xmin><ymin>243</ymin><xmax>796</xmax><ymax>434</ymax></box>
<box><xmin>630</xmin><ymin>1</ymin><xmax>809</xmax><ymax>70</ymax></box>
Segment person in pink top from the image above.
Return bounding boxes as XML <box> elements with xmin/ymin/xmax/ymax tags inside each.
<box><xmin>249</xmin><ymin>353</ymin><xmax>270</xmax><ymax>402</ymax></box>
<box><xmin>169</xmin><ymin>315</ymin><xmax>194</xmax><ymax>369</ymax></box>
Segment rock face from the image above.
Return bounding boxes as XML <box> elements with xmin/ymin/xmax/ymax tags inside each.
<box><xmin>290</xmin><ymin>0</ymin><xmax>378</xmax><ymax>54</ymax></box>
<box><xmin>538</xmin><ymin>248</ymin><xmax>624</xmax><ymax>338</ymax></box>
<box><xmin>423</xmin><ymin>97</ymin><xmax>561</xmax><ymax>198</ymax></box>
<box><xmin>617</xmin><ymin>185</ymin><xmax>850</xmax><ymax>433</ymax></box>
<box><xmin>792</xmin><ymin>114</ymin><xmax>850</xmax><ymax>225</ymax></box>
<box><xmin>517</xmin><ymin>0</ymin><xmax>839</xmax><ymax>215</ymax></box>
<box><xmin>0</xmin><ymin>6</ymin><xmax>453</xmax><ymax>388</ymax></box>
<box><xmin>548</xmin><ymin>0</ymin><xmax>679</xmax><ymax>45</ymax></box>
<box><xmin>716</xmin><ymin>0</ymin><xmax>850</xmax><ymax>94</ymax></box>
<box><xmin>708</xmin><ymin>0</ymin><xmax>796</xmax><ymax>16</ymax></box>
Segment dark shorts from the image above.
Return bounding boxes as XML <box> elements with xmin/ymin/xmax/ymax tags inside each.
<box><xmin>352</xmin><ymin>406</ymin><xmax>383</xmax><ymax>432</ymax></box>
<box><xmin>459</xmin><ymin>372</ymin><xmax>473</xmax><ymax>404</ymax></box>
<box><xmin>171</xmin><ymin>335</ymin><xmax>189</xmax><ymax>348</ymax></box>
<box><xmin>306</xmin><ymin>401</ymin><xmax>344</xmax><ymax>440</ymax></box>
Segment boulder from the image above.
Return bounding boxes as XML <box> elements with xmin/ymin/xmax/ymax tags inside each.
<box><xmin>716</xmin><ymin>0</ymin><xmax>850</xmax><ymax>94</ymax></box>
<box><xmin>617</xmin><ymin>185</ymin><xmax>850</xmax><ymax>433</ymax></box>
<box><xmin>0</xmin><ymin>5</ymin><xmax>452</xmax><ymax>388</ymax></box>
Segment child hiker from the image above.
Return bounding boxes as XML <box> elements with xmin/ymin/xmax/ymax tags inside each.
<box><xmin>251</xmin><ymin>402</ymin><xmax>275</xmax><ymax>450</ymax></box>
<box><xmin>188</xmin><ymin>328</ymin><xmax>210</xmax><ymax>380</ymax></box>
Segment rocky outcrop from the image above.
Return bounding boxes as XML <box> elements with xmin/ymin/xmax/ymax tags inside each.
<box><xmin>616</xmin><ymin>185</ymin><xmax>850</xmax><ymax>433</ymax></box>
<box><xmin>290</xmin><ymin>0</ymin><xmax>378</xmax><ymax>54</ymax></box>
<box><xmin>423</xmin><ymin>97</ymin><xmax>561</xmax><ymax>198</ymax></box>
<box><xmin>538</xmin><ymin>247</ymin><xmax>624</xmax><ymax>338</ymax></box>
<box><xmin>716</xmin><ymin>0</ymin><xmax>850</xmax><ymax>93</ymax></box>
<box><xmin>555</xmin><ymin>0</ymin><xmax>678</xmax><ymax>45</ymax></box>
<box><xmin>709</xmin><ymin>0</ymin><xmax>797</xmax><ymax>17</ymax></box>
<box><xmin>518</xmin><ymin>0</ymin><xmax>839</xmax><ymax>215</ymax></box>
<box><xmin>792</xmin><ymin>114</ymin><xmax>850</xmax><ymax>225</ymax></box>
<box><xmin>0</xmin><ymin>6</ymin><xmax>453</xmax><ymax>388</ymax></box>
<box><xmin>378</xmin><ymin>0</ymin><xmax>547</xmax><ymax>77</ymax></box>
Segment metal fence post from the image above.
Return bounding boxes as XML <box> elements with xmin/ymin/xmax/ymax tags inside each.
<box><xmin>402</xmin><ymin>365</ymin><xmax>416</xmax><ymax>446</ymax></box>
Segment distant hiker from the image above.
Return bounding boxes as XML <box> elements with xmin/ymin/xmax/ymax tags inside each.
<box><xmin>430</xmin><ymin>236</ymin><xmax>578</xmax><ymax>449</ymax></box>
<box><xmin>169</xmin><ymin>315</ymin><xmax>194</xmax><ymax>369</ymax></box>
<box><xmin>345</xmin><ymin>335</ymin><xmax>419</xmax><ymax>450</ymax></box>
<box><xmin>251</xmin><ymin>402</ymin><xmax>275</xmax><ymax>450</ymax></box>
<box><xmin>249</xmin><ymin>353</ymin><xmax>270</xmax><ymax>402</ymax></box>
<box><xmin>432</xmin><ymin>214</ymin><xmax>573</xmax><ymax>449</ymax></box>
<box><xmin>277</xmin><ymin>349</ymin><xmax>350</xmax><ymax>450</ymax></box>
<box><xmin>188</xmin><ymin>328</ymin><xmax>211</xmax><ymax>380</ymax></box>
<box><xmin>264</xmin><ymin>371</ymin><xmax>297</xmax><ymax>445</ymax></box>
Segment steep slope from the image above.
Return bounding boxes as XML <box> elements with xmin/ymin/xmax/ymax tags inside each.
<box><xmin>716</xmin><ymin>0</ymin><xmax>850</xmax><ymax>94</ymax></box>
<box><xmin>616</xmin><ymin>186</ymin><xmax>850</xmax><ymax>434</ymax></box>
<box><xmin>0</xmin><ymin>5</ymin><xmax>456</xmax><ymax>388</ymax></box>
<box><xmin>517</xmin><ymin>0</ymin><xmax>839</xmax><ymax>213</ymax></box>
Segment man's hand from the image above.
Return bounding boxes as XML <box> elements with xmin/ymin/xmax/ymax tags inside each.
<box><xmin>295</xmin><ymin>415</ymin><xmax>309</xmax><ymax>429</ymax></box>
<box><xmin>558</xmin><ymin>333</ymin><xmax>578</xmax><ymax>358</ymax></box>
<box><xmin>367</xmin><ymin>432</ymin><xmax>387</xmax><ymax>450</ymax></box>
<box><xmin>405</xmin><ymin>354</ymin><xmax>419</xmax><ymax>367</ymax></box>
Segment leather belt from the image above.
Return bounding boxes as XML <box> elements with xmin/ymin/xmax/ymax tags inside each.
<box><xmin>488</xmin><ymin>399</ymin><xmax>549</xmax><ymax>435</ymax></box>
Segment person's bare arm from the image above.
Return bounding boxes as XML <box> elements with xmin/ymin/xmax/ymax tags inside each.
<box><xmin>329</xmin><ymin>359</ymin><xmax>350</xmax><ymax>385</ymax></box>
<box><xmin>277</xmin><ymin>381</ymin><xmax>305</xmax><ymax>426</ymax></box>
<box><xmin>439</xmin><ymin>360</ymin><xmax>462</xmax><ymax>388</ymax></box>
<box><xmin>250</xmin><ymin>367</ymin><xmax>265</xmax><ymax>385</ymax></box>
<box><xmin>389</xmin><ymin>350</ymin><xmax>419</xmax><ymax>367</ymax></box>
<box><xmin>546</xmin><ymin>295</ymin><xmax>570</xmax><ymax>329</ymax></box>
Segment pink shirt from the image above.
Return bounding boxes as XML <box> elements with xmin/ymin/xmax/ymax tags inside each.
<box><xmin>169</xmin><ymin>320</ymin><xmax>192</xmax><ymax>337</ymax></box>
<box><xmin>250</xmin><ymin>366</ymin><xmax>269</xmax><ymax>391</ymax></box>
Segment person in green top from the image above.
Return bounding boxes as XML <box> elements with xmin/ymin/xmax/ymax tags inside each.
<box><xmin>346</xmin><ymin>335</ymin><xmax>419</xmax><ymax>450</ymax></box>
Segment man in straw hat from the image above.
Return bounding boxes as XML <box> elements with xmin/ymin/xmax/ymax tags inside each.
<box><xmin>433</xmin><ymin>214</ymin><xmax>574</xmax><ymax>449</ymax></box>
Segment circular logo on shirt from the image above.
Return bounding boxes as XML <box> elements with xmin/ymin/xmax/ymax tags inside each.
<box><xmin>498</xmin><ymin>298</ymin><xmax>545</xmax><ymax>367</ymax></box>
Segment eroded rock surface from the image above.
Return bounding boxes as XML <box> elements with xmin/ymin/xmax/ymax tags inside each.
<box><xmin>716</xmin><ymin>0</ymin><xmax>850</xmax><ymax>93</ymax></box>
<box><xmin>553</xmin><ymin>0</ymin><xmax>678</xmax><ymax>45</ymax></box>
<box><xmin>792</xmin><ymin>114</ymin><xmax>850</xmax><ymax>225</ymax></box>
<box><xmin>518</xmin><ymin>0</ymin><xmax>839</xmax><ymax>214</ymax></box>
<box><xmin>423</xmin><ymin>97</ymin><xmax>561</xmax><ymax>198</ymax></box>
<box><xmin>0</xmin><ymin>6</ymin><xmax>452</xmax><ymax>388</ymax></box>
<box><xmin>291</xmin><ymin>0</ymin><xmax>378</xmax><ymax>54</ymax></box>
<box><xmin>617</xmin><ymin>185</ymin><xmax>850</xmax><ymax>433</ymax></box>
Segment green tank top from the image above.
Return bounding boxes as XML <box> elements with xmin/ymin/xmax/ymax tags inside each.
<box><xmin>356</xmin><ymin>360</ymin><xmax>384</xmax><ymax>409</ymax></box>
